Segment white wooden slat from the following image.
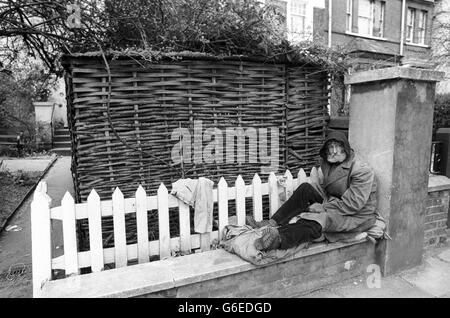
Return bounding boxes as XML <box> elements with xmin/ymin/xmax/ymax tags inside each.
<box><xmin>268</xmin><ymin>172</ymin><xmax>279</xmax><ymax>217</ymax></box>
<box><xmin>235</xmin><ymin>175</ymin><xmax>246</xmax><ymax>226</ymax></box>
<box><xmin>252</xmin><ymin>174</ymin><xmax>263</xmax><ymax>222</ymax></box>
<box><xmin>87</xmin><ymin>189</ymin><xmax>104</xmax><ymax>272</ymax></box>
<box><xmin>40</xmin><ymin>181</ymin><xmax>48</xmax><ymax>195</ymax></box>
<box><xmin>61</xmin><ymin>192</ymin><xmax>79</xmax><ymax>276</ymax></box>
<box><xmin>52</xmin><ymin>230</ymin><xmax>221</xmax><ymax>270</ymax></box>
<box><xmin>200</xmin><ymin>233</ymin><xmax>210</xmax><ymax>252</ymax></box>
<box><xmin>112</xmin><ymin>187</ymin><xmax>127</xmax><ymax>268</ymax></box>
<box><xmin>157</xmin><ymin>183</ymin><xmax>171</xmax><ymax>260</ymax></box>
<box><xmin>297</xmin><ymin>168</ymin><xmax>308</xmax><ymax>188</ymax></box>
<box><xmin>135</xmin><ymin>186</ymin><xmax>149</xmax><ymax>264</ymax></box>
<box><xmin>284</xmin><ymin>169</ymin><xmax>294</xmax><ymax>200</ymax></box>
<box><xmin>310</xmin><ymin>166</ymin><xmax>319</xmax><ymax>185</ymax></box>
<box><xmin>31</xmin><ymin>183</ymin><xmax>52</xmax><ymax>298</ymax></box>
<box><xmin>217</xmin><ymin>177</ymin><xmax>228</xmax><ymax>242</ymax></box>
<box><xmin>49</xmin><ymin>183</ymin><xmax>272</xmax><ymax>221</ymax></box>
<box><xmin>33</xmin><ymin>181</ymin><xmax>43</xmax><ymax>199</ymax></box>
<box><xmin>178</xmin><ymin>200</ymin><xmax>191</xmax><ymax>254</ymax></box>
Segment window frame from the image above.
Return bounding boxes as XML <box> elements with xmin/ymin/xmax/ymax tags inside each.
<box><xmin>346</xmin><ymin>0</ymin><xmax>353</xmax><ymax>32</ymax></box>
<box><xmin>357</xmin><ymin>0</ymin><xmax>374</xmax><ymax>36</ymax></box>
<box><xmin>417</xmin><ymin>10</ymin><xmax>427</xmax><ymax>45</ymax></box>
<box><xmin>346</xmin><ymin>0</ymin><xmax>386</xmax><ymax>39</ymax></box>
<box><xmin>290</xmin><ymin>0</ymin><xmax>307</xmax><ymax>37</ymax></box>
<box><xmin>377</xmin><ymin>1</ymin><xmax>385</xmax><ymax>38</ymax></box>
<box><xmin>406</xmin><ymin>7</ymin><xmax>416</xmax><ymax>44</ymax></box>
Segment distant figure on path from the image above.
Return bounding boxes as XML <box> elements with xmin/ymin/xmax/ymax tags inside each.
<box><xmin>16</xmin><ymin>131</ymin><xmax>24</xmax><ymax>158</ymax></box>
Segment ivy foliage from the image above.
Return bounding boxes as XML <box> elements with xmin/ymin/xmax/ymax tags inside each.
<box><xmin>434</xmin><ymin>93</ymin><xmax>450</xmax><ymax>138</ymax></box>
<box><xmin>90</xmin><ymin>0</ymin><xmax>348</xmax><ymax>76</ymax></box>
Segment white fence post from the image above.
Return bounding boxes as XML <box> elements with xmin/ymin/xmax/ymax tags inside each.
<box><xmin>252</xmin><ymin>173</ymin><xmax>263</xmax><ymax>222</ymax></box>
<box><xmin>217</xmin><ymin>177</ymin><xmax>228</xmax><ymax>242</ymax></box>
<box><xmin>31</xmin><ymin>181</ymin><xmax>52</xmax><ymax>298</ymax></box>
<box><xmin>284</xmin><ymin>169</ymin><xmax>293</xmax><ymax>200</ymax></box>
<box><xmin>178</xmin><ymin>199</ymin><xmax>191</xmax><ymax>255</ymax></box>
<box><xmin>157</xmin><ymin>183</ymin><xmax>171</xmax><ymax>259</ymax></box>
<box><xmin>88</xmin><ymin>189</ymin><xmax>104</xmax><ymax>272</ymax></box>
<box><xmin>135</xmin><ymin>185</ymin><xmax>149</xmax><ymax>264</ymax></box>
<box><xmin>268</xmin><ymin>172</ymin><xmax>279</xmax><ymax>218</ymax></box>
<box><xmin>310</xmin><ymin>166</ymin><xmax>319</xmax><ymax>185</ymax></box>
<box><xmin>112</xmin><ymin>187</ymin><xmax>127</xmax><ymax>268</ymax></box>
<box><xmin>61</xmin><ymin>192</ymin><xmax>79</xmax><ymax>276</ymax></box>
<box><xmin>297</xmin><ymin>168</ymin><xmax>307</xmax><ymax>188</ymax></box>
<box><xmin>235</xmin><ymin>175</ymin><xmax>246</xmax><ymax>226</ymax></box>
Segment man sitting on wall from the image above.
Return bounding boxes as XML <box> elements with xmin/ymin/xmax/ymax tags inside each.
<box><xmin>247</xmin><ymin>131</ymin><xmax>378</xmax><ymax>251</ymax></box>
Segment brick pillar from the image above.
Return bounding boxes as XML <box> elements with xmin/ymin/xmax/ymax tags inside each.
<box><xmin>345</xmin><ymin>67</ymin><xmax>444</xmax><ymax>276</ymax></box>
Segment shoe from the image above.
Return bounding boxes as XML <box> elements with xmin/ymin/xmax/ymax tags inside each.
<box><xmin>254</xmin><ymin>227</ymin><xmax>281</xmax><ymax>251</ymax></box>
<box><xmin>246</xmin><ymin>216</ymin><xmax>277</xmax><ymax>229</ymax></box>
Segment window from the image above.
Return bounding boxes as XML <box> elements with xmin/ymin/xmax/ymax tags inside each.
<box><xmin>265</xmin><ymin>0</ymin><xmax>313</xmax><ymax>42</ymax></box>
<box><xmin>291</xmin><ymin>0</ymin><xmax>307</xmax><ymax>37</ymax></box>
<box><xmin>406</xmin><ymin>8</ymin><xmax>415</xmax><ymax>43</ymax></box>
<box><xmin>417</xmin><ymin>10</ymin><xmax>427</xmax><ymax>45</ymax></box>
<box><xmin>358</xmin><ymin>0</ymin><xmax>373</xmax><ymax>35</ymax></box>
<box><xmin>347</xmin><ymin>0</ymin><xmax>385</xmax><ymax>38</ymax></box>
<box><xmin>373</xmin><ymin>1</ymin><xmax>385</xmax><ymax>37</ymax></box>
<box><xmin>406</xmin><ymin>8</ymin><xmax>428</xmax><ymax>45</ymax></box>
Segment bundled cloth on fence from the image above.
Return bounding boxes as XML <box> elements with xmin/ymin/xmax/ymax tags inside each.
<box><xmin>220</xmin><ymin>224</ymin><xmax>308</xmax><ymax>266</ymax></box>
<box><xmin>171</xmin><ymin>177</ymin><xmax>214</xmax><ymax>233</ymax></box>
<box><xmin>277</xmin><ymin>175</ymin><xmax>294</xmax><ymax>206</ymax></box>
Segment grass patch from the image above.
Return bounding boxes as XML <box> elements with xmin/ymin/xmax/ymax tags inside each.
<box><xmin>0</xmin><ymin>168</ymin><xmax>41</xmax><ymax>230</ymax></box>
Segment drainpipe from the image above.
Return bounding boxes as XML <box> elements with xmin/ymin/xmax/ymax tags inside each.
<box><xmin>400</xmin><ymin>0</ymin><xmax>406</xmax><ymax>56</ymax></box>
<box><xmin>328</xmin><ymin>0</ymin><xmax>332</xmax><ymax>48</ymax></box>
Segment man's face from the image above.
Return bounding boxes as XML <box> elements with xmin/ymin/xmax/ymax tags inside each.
<box><xmin>326</xmin><ymin>140</ymin><xmax>346</xmax><ymax>163</ymax></box>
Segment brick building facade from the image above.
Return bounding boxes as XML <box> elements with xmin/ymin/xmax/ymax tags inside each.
<box><xmin>266</xmin><ymin>0</ymin><xmax>437</xmax><ymax>123</ymax></box>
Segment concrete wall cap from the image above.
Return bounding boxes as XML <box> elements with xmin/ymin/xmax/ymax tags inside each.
<box><xmin>428</xmin><ymin>174</ymin><xmax>450</xmax><ymax>192</ymax></box>
<box><xmin>37</xmin><ymin>240</ymin><xmax>368</xmax><ymax>298</ymax></box>
<box><xmin>344</xmin><ymin>66</ymin><xmax>445</xmax><ymax>85</ymax></box>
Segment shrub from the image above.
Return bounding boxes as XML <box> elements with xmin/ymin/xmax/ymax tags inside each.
<box><xmin>433</xmin><ymin>93</ymin><xmax>450</xmax><ymax>138</ymax></box>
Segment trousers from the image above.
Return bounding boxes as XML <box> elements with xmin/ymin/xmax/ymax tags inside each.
<box><xmin>271</xmin><ymin>183</ymin><xmax>324</xmax><ymax>249</ymax></box>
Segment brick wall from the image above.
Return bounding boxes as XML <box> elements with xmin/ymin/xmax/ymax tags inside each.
<box><xmin>424</xmin><ymin>189</ymin><xmax>449</xmax><ymax>248</ymax></box>
<box><xmin>136</xmin><ymin>241</ymin><xmax>376</xmax><ymax>298</ymax></box>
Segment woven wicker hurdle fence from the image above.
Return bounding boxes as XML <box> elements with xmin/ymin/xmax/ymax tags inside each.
<box><xmin>62</xmin><ymin>52</ymin><xmax>329</xmax><ymax>248</ymax></box>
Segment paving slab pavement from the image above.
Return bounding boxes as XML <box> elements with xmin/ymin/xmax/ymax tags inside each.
<box><xmin>299</xmin><ymin>244</ymin><xmax>450</xmax><ymax>298</ymax></box>
<box><xmin>437</xmin><ymin>249</ymin><xmax>450</xmax><ymax>262</ymax></box>
<box><xmin>400</xmin><ymin>253</ymin><xmax>450</xmax><ymax>298</ymax></box>
<box><xmin>300</xmin><ymin>273</ymin><xmax>433</xmax><ymax>298</ymax></box>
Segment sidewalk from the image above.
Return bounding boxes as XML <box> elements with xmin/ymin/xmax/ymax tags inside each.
<box><xmin>300</xmin><ymin>242</ymin><xmax>450</xmax><ymax>298</ymax></box>
<box><xmin>0</xmin><ymin>156</ymin><xmax>74</xmax><ymax>298</ymax></box>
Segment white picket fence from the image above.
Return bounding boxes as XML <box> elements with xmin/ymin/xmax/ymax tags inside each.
<box><xmin>31</xmin><ymin>168</ymin><xmax>320</xmax><ymax>296</ymax></box>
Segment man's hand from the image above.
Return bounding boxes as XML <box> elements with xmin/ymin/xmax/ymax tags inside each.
<box><xmin>308</xmin><ymin>203</ymin><xmax>325</xmax><ymax>213</ymax></box>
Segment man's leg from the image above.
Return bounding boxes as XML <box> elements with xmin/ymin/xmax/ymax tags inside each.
<box><xmin>277</xmin><ymin>219</ymin><xmax>323</xmax><ymax>249</ymax></box>
<box><xmin>255</xmin><ymin>219</ymin><xmax>323</xmax><ymax>251</ymax></box>
<box><xmin>271</xmin><ymin>183</ymin><xmax>323</xmax><ymax>226</ymax></box>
